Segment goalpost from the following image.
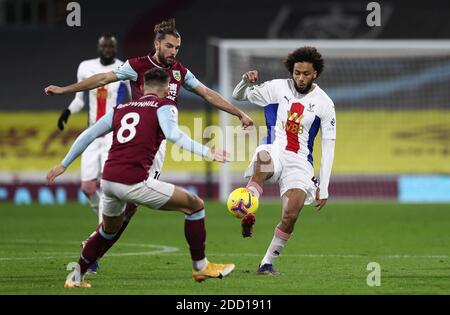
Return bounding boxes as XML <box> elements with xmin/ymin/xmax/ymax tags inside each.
<box><xmin>214</xmin><ymin>39</ymin><xmax>450</xmax><ymax>202</ymax></box>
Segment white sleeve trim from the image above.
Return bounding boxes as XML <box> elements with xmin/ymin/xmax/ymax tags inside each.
<box><xmin>318</xmin><ymin>139</ymin><xmax>335</xmax><ymax>199</ymax></box>
<box><xmin>68</xmin><ymin>62</ymin><xmax>87</xmax><ymax>113</ymax></box>
<box><xmin>232</xmin><ymin>79</ymin><xmax>252</xmax><ymax>101</ymax></box>
<box><xmin>182</xmin><ymin>69</ymin><xmax>200</xmax><ymax>91</ymax></box>
<box><xmin>113</xmin><ymin>60</ymin><xmax>138</xmax><ymax>81</ymax></box>
<box><xmin>68</xmin><ymin>92</ymin><xmax>85</xmax><ymax>113</ymax></box>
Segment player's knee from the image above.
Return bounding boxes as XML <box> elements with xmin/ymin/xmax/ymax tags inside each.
<box><xmin>187</xmin><ymin>194</ymin><xmax>204</xmax><ymax>213</ymax></box>
<box><xmin>257</xmin><ymin>150</ymin><xmax>272</xmax><ymax>165</ymax></box>
<box><xmin>255</xmin><ymin>151</ymin><xmax>274</xmax><ymax>176</ymax></box>
<box><xmin>81</xmin><ymin>181</ymin><xmax>97</xmax><ymax>196</ymax></box>
<box><xmin>193</xmin><ymin>196</ymin><xmax>204</xmax><ymax>212</ymax></box>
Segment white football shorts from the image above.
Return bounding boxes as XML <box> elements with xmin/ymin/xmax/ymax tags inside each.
<box><xmin>244</xmin><ymin>144</ymin><xmax>317</xmax><ymax>204</ymax></box>
<box><xmin>149</xmin><ymin>139</ymin><xmax>166</xmax><ymax>180</ymax></box>
<box><xmin>80</xmin><ymin>134</ymin><xmax>112</xmax><ymax>182</ymax></box>
<box><xmin>100</xmin><ymin>177</ymin><xmax>175</xmax><ymax>217</ymax></box>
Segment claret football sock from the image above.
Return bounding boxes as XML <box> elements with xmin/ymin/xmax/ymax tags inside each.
<box><xmin>241</xmin><ymin>213</ymin><xmax>256</xmax><ymax>237</ymax></box>
<box><xmin>184</xmin><ymin>209</ymin><xmax>206</xmax><ymax>262</ymax></box>
<box><xmin>78</xmin><ymin>225</ymin><xmax>118</xmax><ymax>274</ymax></box>
<box><xmin>261</xmin><ymin>226</ymin><xmax>291</xmax><ymax>266</ymax></box>
<box><xmin>87</xmin><ymin>203</ymin><xmax>136</xmax><ymax>260</ymax></box>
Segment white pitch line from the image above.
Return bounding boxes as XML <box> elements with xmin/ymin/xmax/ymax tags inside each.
<box><xmin>0</xmin><ymin>240</ymin><xmax>447</xmax><ymax>261</ymax></box>
<box><xmin>0</xmin><ymin>240</ymin><xmax>179</xmax><ymax>261</ymax></box>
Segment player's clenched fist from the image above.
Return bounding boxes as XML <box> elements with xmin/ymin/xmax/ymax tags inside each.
<box><xmin>239</xmin><ymin>111</ymin><xmax>254</xmax><ymax>129</ymax></box>
<box><xmin>243</xmin><ymin>70</ymin><xmax>258</xmax><ymax>83</ymax></box>
<box><xmin>44</xmin><ymin>85</ymin><xmax>65</xmax><ymax>95</ymax></box>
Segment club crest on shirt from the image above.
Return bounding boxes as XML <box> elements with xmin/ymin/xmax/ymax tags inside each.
<box><xmin>307</xmin><ymin>103</ymin><xmax>315</xmax><ymax>112</ymax></box>
<box><xmin>172</xmin><ymin>70</ymin><xmax>181</xmax><ymax>81</ymax></box>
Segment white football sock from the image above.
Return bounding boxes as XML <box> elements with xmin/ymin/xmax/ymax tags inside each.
<box><xmin>246</xmin><ymin>181</ymin><xmax>263</xmax><ymax>199</ymax></box>
<box><xmin>86</xmin><ymin>190</ymin><xmax>101</xmax><ymax>213</ymax></box>
<box><xmin>193</xmin><ymin>257</ymin><xmax>208</xmax><ymax>271</ymax></box>
<box><xmin>261</xmin><ymin>227</ymin><xmax>291</xmax><ymax>266</ymax></box>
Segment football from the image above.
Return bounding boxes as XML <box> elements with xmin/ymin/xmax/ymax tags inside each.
<box><xmin>226</xmin><ymin>187</ymin><xmax>259</xmax><ymax>219</ymax></box>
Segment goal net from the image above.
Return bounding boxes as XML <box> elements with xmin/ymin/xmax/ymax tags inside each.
<box><xmin>214</xmin><ymin>39</ymin><xmax>450</xmax><ymax>202</ymax></box>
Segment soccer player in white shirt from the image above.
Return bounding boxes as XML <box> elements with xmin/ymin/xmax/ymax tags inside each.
<box><xmin>232</xmin><ymin>47</ymin><xmax>336</xmax><ymax>275</ymax></box>
<box><xmin>56</xmin><ymin>34</ymin><xmax>130</xmax><ymax>217</ymax></box>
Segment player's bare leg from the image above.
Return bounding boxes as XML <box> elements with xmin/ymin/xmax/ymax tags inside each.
<box><xmin>242</xmin><ymin>150</ymin><xmax>275</xmax><ymax>237</ymax></box>
<box><xmin>257</xmin><ymin>188</ymin><xmax>306</xmax><ymax>275</ymax></box>
<box><xmin>159</xmin><ymin>186</ymin><xmax>235</xmax><ymax>282</ymax></box>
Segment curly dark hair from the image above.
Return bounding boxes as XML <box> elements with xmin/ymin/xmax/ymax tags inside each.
<box><xmin>284</xmin><ymin>47</ymin><xmax>324</xmax><ymax>77</ymax></box>
<box><xmin>154</xmin><ymin>18</ymin><xmax>181</xmax><ymax>41</ymax></box>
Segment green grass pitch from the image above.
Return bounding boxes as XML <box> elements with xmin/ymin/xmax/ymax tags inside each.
<box><xmin>0</xmin><ymin>201</ymin><xmax>449</xmax><ymax>294</ymax></box>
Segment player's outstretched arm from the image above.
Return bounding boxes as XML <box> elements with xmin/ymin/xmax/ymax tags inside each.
<box><xmin>44</xmin><ymin>71</ymin><xmax>118</xmax><ymax>95</ymax></box>
<box><xmin>192</xmin><ymin>82</ymin><xmax>254</xmax><ymax>129</ymax></box>
<box><xmin>157</xmin><ymin>105</ymin><xmax>230</xmax><ymax>162</ymax></box>
<box><xmin>47</xmin><ymin>112</ymin><xmax>113</xmax><ymax>185</ymax></box>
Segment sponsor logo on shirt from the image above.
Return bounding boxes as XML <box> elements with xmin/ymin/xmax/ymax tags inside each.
<box><xmin>307</xmin><ymin>103</ymin><xmax>315</xmax><ymax>112</ymax></box>
<box><xmin>167</xmin><ymin>83</ymin><xmax>178</xmax><ymax>101</ymax></box>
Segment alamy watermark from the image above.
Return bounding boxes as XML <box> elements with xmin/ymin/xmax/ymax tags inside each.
<box><xmin>366</xmin><ymin>262</ymin><xmax>381</xmax><ymax>287</ymax></box>
<box><xmin>66</xmin><ymin>2</ymin><xmax>81</xmax><ymax>27</ymax></box>
<box><xmin>367</xmin><ymin>2</ymin><xmax>381</xmax><ymax>27</ymax></box>
<box><xmin>118</xmin><ymin>118</ymin><xmax>273</xmax><ymax>164</ymax></box>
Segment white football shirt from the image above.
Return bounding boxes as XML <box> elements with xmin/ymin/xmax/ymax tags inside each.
<box><xmin>68</xmin><ymin>58</ymin><xmax>130</xmax><ymax>126</ymax></box>
<box><xmin>246</xmin><ymin>79</ymin><xmax>336</xmax><ymax>165</ymax></box>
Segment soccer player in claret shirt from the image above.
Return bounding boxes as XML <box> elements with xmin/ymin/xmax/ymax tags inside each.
<box><xmin>45</xmin><ymin>18</ymin><xmax>253</xmax><ymax>273</ymax></box>
<box><xmin>232</xmin><ymin>47</ymin><xmax>336</xmax><ymax>275</ymax></box>
<box><xmin>56</xmin><ymin>33</ymin><xmax>130</xmax><ymax>221</ymax></box>
<box><xmin>47</xmin><ymin>68</ymin><xmax>235</xmax><ymax>288</ymax></box>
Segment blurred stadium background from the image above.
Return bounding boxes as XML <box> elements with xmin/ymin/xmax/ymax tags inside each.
<box><xmin>1</xmin><ymin>0</ymin><xmax>449</xmax><ymax>204</ymax></box>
